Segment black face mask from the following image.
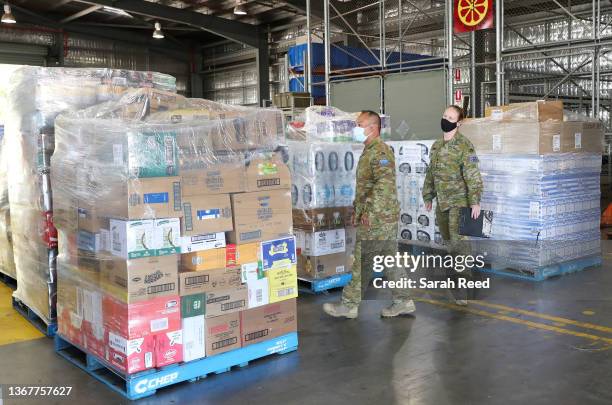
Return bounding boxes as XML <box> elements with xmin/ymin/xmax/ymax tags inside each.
<box><xmin>441</xmin><ymin>118</ymin><xmax>457</xmax><ymax>133</ymax></box>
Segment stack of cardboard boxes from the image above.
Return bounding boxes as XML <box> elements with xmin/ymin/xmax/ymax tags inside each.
<box><xmin>54</xmin><ymin>92</ymin><xmax>298</xmax><ymax>375</ymax></box>
<box><xmin>287</xmin><ymin>138</ymin><xmax>361</xmax><ymax>280</ymax></box>
<box><xmin>387</xmin><ymin>140</ymin><xmax>443</xmax><ymax>247</ymax></box>
<box><xmin>460</xmin><ymin>100</ymin><xmax>604</xmax><ymax>269</ymax></box>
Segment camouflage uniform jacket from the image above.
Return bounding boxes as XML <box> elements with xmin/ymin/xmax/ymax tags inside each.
<box><xmin>353</xmin><ymin>137</ymin><xmax>400</xmax><ymax>225</ymax></box>
<box><xmin>422</xmin><ymin>132</ymin><xmax>483</xmax><ymax>212</ymax></box>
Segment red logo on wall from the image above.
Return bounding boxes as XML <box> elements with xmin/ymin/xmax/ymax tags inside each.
<box><xmin>454</xmin><ymin>0</ymin><xmax>494</xmax><ymax>33</ymax></box>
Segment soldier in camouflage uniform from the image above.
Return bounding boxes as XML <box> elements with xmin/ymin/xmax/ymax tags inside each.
<box><xmin>323</xmin><ymin>111</ymin><xmax>415</xmax><ymax>319</ymax></box>
<box><xmin>422</xmin><ymin>105</ymin><xmax>483</xmax><ymax>304</ymax></box>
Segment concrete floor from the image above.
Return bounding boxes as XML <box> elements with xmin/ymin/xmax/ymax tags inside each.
<box><xmin>1</xmin><ymin>261</ymin><xmax>612</xmax><ymax>405</ymax></box>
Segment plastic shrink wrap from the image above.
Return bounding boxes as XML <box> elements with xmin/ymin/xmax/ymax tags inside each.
<box><xmin>4</xmin><ymin>66</ymin><xmax>176</xmax><ymax>326</ymax></box>
<box><xmin>52</xmin><ymin>90</ymin><xmax>295</xmax><ymax>373</ymax></box>
<box><xmin>462</xmin><ymin>100</ymin><xmax>603</xmax><ymax>270</ymax></box>
<box><xmin>0</xmin><ymin>125</ymin><xmax>15</xmax><ymax>278</ymax></box>
<box><xmin>288</xmin><ymin>106</ymin><xmax>404</xmax><ymax>280</ymax></box>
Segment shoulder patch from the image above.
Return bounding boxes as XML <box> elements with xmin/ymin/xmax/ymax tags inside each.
<box><xmin>468</xmin><ymin>155</ymin><xmax>479</xmax><ymax>163</ymax></box>
<box><xmin>379</xmin><ymin>159</ymin><xmax>390</xmax><ymax>166</ymax></box>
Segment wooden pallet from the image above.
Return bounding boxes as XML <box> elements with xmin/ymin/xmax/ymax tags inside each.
<box><xmin>12</xmin><ymin>297</ymin><xmax>57</xmax><ymax>337</ymax></box>
<box><xmin>0</xmin><ymin>271</ymin><xmax>16</xmax><ymax>289</ymax></box>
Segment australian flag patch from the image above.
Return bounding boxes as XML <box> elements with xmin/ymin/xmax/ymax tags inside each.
<box><xmin>468</xmin><ymin>155</ymin><xmax>479</xmax><ymax>163</ymax></box>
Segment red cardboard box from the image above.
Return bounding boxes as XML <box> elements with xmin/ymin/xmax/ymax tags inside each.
<box><xmin>106</xmin><ymin>331</ymin><xmax>155</xmax><ymax>374</ymax></box>
<box><xmin>155</xmin><ymin>329</ymin><xmax>183</xmax><ymax>367</ymax></box>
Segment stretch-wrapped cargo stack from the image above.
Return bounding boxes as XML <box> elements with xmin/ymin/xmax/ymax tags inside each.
<box><xmin>388</xmin><ymin>140</ymin><xmax>443</xmax><ymax>247</ymax></box>
<box><xmin>461</xmin><ymin>100</ymin><xmax>603</xmax><ymax>271</ymax></box>
<box><xmin>4</xmin><ymin>67</ymin><xmax>176</xmax><ymax>328</ymax></box>
<box><xmin>287</xmin><ymin>107</ymin><xmax>364</xmax><ymax>281</ymax></box>
<box><xmin>52</xmin><ymin>89</ymin><xmax>297</xmax><ymax>375</ymax></box>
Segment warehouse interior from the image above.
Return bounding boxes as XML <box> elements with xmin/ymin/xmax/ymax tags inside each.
<box><xmin>1</xmin><ymin>0</ymin><xmax>612</xmax><ymax>404</ymax></box>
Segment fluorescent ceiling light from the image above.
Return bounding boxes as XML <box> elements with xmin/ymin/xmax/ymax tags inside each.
<box><xmin>102</xmin><ymin>6</ymin><xmax>132</xmax><ymax>18</ymax></box>
<box><xmin>234</xmin><ymin>2</ymin><xmax>247</xmax><ymax>15</ymax></box>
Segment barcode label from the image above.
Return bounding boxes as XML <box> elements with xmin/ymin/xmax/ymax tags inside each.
<box><xmin>277</xmin><ymin>288</ymin><xmax>295</xmax><ymax>297</ymax></box>
<box><xmin>256</xmin><ymin>288</ymin><xmax>263</xmax><ymax>303</ymax></box>
<box><xmin>208</xmin><ymin>295</ymin><xmax>230</xmax><ymax>304</ymax></box>
<box><xmin>113</xmin><ymin>144</ymin><xmax>123</xmax><ymax>166</ymax></box>
<box><xmin>240</xmin><ymin>230</ymin><xmax>262</xmax><ymax>241</ymax></box>
<box><xmin>212</xmin><ymin>337</ymin><xmax>237</xmax><ymax>350</ymax></box>
<box><xmin>552</xmin><ymin>134</ymin><xmax>561</xmax><ymax>152</ymax></box>
<box><xmin>221</xmin><ymin>300</ymin><xmax>245</xmax><ymax>311</ymax></box>
<box><xmin>150</xmin><ymin>317</ymin><xmax>169</xmax><ymax>333</ymax></box>
<box><xmin>245</xmin><ymin>329</ymin><xmax>269</xmax><ymax>342</ymax></box>
<box><xmin>185</xmin><ymin>274</ymin><xmax>209</xmax><ymax>286</ymax></box>
<box><xmin>183</xmin><ymin>202</ymin><xmax>193</xmax><ymax>232</ymax></box>
<box><xmin>145</xmin><ymin>352</ymin><xmax>153</xmax><ymax>368</ymax></box>
<box><xmin>257</xmin><ymin>178</ymin><xmax>281</xmax><ymax>188</ymax></box>
<box><xmin>164</xmin><ymin>136</ymin><xmax>174</xmax><ymax>166</ymax></box>
<box><xmin>147</xmin><ymin>282</ymin><xmax>175</xmax><ymax>295</ymax></box>
<box><xmin>173</xmin><ymin>181</ymin><xmax>182</xmax><ymax>211</ymax></box>
<box><xmin>575</xmin><ymin>132</ymin><xmax>582</xmax><ymax>149</ymax></box>
<box><xmin>492</xmin><ymin>134</ymin><xmax>502</xmax><ymax>151</ymax></box>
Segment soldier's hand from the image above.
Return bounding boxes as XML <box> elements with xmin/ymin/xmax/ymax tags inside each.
<box><xmin>471</xmin><ymin>204</ymin><xmax>481</xmax><ymax>219</ymax></box>
<box><xmin>361</xmin><ymin>213</ymin><xmax>370</xmax><ymax>227</ymax></box>
<box><xmin>425</xmin><ymin>202</ymin><xmax>432</xmax><ymax>212</ymax></box>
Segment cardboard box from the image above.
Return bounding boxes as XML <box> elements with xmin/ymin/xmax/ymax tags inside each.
<box><xmin>291</xmin><ymin>207</ymin><xmax>353</xmax><ymax>232</ymax></box>
<box><xmin>154</xmin><ymin>218</ymin><xmax>181</xmax><ymax>256</ymax></box>
<box><xmin>461</xmin><ymin>120</ymin><xmax>564</xmax><ymax>154</ymax></box>
<box><xmin>206</xmin><ymin>312</ymin><xmax>241</xmax><ymax>356</ymax></box>
<box><xmin>228</xmin><ymin>190</ymin><xmax>293</xmax><ymax>244</ymax></box>
<box><xmin>485</xmin><ymin>100</ymin><xmax>563</xmax><ymax>122</ymax></box>
<box><xmin>226</xmin><ymin>242</ymin><xmax>260</xmax><ymax>267</ymax></box>
<box><xmin>205</xmin><ymin>285</ymin><xmax>248</xmax><ymax>318</ymax></box>
<box><xmin>295</xmin><ymin>229</ymin><xmax>346</xmax><ymax>256</ymax></box>
<box><xmin>128</xmin><ymin>131</ymin><xmax>179</xmax><ymax>178</ymax></box>
<box><xmin>181</xmin><ymin>194</ymin><xmax>233</xmax><ymax>235</ymax></box>
<box><xmin>181</xmin><ymin>248</ymin><xmax>227</xmax><ymax>272</ymax></box>
<box><xmin>179</xmin><ymin>267</ymin><xmax>242</xmax><ymax>296</ymax></box>
<box><xmin>103</xmin><ymin>177</ymin><xmax>181</xmax><ymax>220</ymax></box>
<box><xmin>180</xmin><ymin>163</ymin><xmax>246</xmax><ymax>196</ymax></box>
<box><xmin>103</xmin><ymin>294</ymin><xmax>181</xmax><ymax>374</ymax></box>
<box><xmin>247</xmin><ymin>277</ymin><xmax>269</xmax><ymax>309</ymax></box>
<box><xmin>210</xmin><ymin>112</ymin><xmax>251</xmax><ymax>151</ymax></box>
<box><xmin>110</xmin><ymin>219</ymin><xmax>156</xmax><ymax>259</ymax></box>
<box><xmin>297</xmin><ymin>253</ymin><xmax>347</xmax><ymax>279</ymax></box>
<box><xmin>261</xmin><ymin>236</ymin><xmax>297</xmax><ymax>271</ymax></box>
<box><xmin>154</xmin><ymin>329</ymin><xmax>183</xmax><ymax>367</ymax></box>
<box><xmin>245</xmin><ymin>157</ymin><xmax>291</xmax><ymax>192</ymax></box>
<box><xmin>180</xmin><ymin>232</ymin><xmax>226</xmax><ymax>254</ymax></box>
<box><xmin>563</xmin><ymin>121</ymin><xmax>604</xmax><ymax>153</ymax></box>
<box><xmin>181</xmin><ymin>294</ymin><xmax>206</xmax><ymax>362</ymax></box>
<box><xmin>241</xmin><ymin>262</ymin><xmax>263</xmax><ymax>283</ymax></box>
<box><xmin>240</xmin><ymin>299</ymin><xmax>297</xmax><ymax>347</ymax></box>
<box><xmin>77</xmin><ymin>206</ymin><xmax>108</xmax><ymax>233</ymax></box>
<box><xmin>267</xmin><ymin>266</ymin><xmax>298</xmax><ymax>303</ymax></box>
<box><xmin>103</xmin><ymin>256</ymin><xmax>179</xmax><ymax>303</ymax></box>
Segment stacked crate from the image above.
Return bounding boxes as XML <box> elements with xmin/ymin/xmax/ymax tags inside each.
<box><xmin>387</xmin><ymin>140</ymin><xmax>443</xmax><ymax>247</ymax></box>
<box><xmin>52</xmin><ymin>89</ymin><xmax>297</xmax><ymax>375</ymax></box>
<box><xmin>287</xmin><ymin>107</ymin><xmax>365</xmax><ymax>281</ymax></box>
<box><xmin>3</xmin><ymin>67</ymin><xmax>176</xmax><ymax>328</ymax></box>
<box><xmin>461</xmin><ymin>100</ymin><xmax>604</xmax><ymax>271</ymax></box>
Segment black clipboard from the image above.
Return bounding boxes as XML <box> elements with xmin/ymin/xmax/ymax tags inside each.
<box><xmin>459</xmin><ymin>207</ymin><xmax>493</xmax><ymax>238</ymax></box>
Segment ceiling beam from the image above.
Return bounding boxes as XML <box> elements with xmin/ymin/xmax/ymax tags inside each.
<box><xmin>49</xmin><ymin>0</ymin><xmax>75</xmax><ymax>10</ymax></box>
<box><xmin>73</xmin><ymin>0</ymin><xmax>260</xmax><ymax>46</ymax></box>
<box><xmin>60</xmin><ymin>5</ymin><xmax>102</xmax><ymax>23</ymax></box>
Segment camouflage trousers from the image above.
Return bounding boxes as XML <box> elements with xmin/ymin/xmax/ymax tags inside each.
<box><xmin>436</xmin><ymin>206</ymin><xmax>474</xmax><ymax>295</ymax></box>
<box><xmin>342</xmin><ymin>222</ymin><xmax>411</xmax><ymax>308</ymax></box>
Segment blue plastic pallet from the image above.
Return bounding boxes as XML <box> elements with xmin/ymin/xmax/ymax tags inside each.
<box><xmin>12</xmin><ymin>297</ymin><xmax>57</xmax><ymax>337</ymax></box>
<box><xmin>299</xmin><ymin>273</ymin><xmax>352</xmax><ymax>294</ymax></box>
<box><xmin>0</xmin><ymin>272</ymin><xmax>16</xmax><ymax>288</ymax></box>
<box><xmin>477</xmin><ymin>255</ymin><xmax>602</xmax><ymax>281</ymax></box>
<box><xmin>55</xmin><ymin>332</ymin><xmax>298</xmax><ymax>400</ymax></box>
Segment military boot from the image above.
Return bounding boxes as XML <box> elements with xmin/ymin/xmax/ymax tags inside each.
<box><xmin>323</xmin><ymin>302</ymin><xmax>358</xmax><ymax>319</ymax></box>
<box><xmin>381</xmin><ymin>300</ymin><xmax>416</xmax><ymax>317</ymax></box>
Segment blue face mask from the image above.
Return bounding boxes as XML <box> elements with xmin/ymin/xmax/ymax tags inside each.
<box><xmin>352</xmin><ymin>126</ymin><xmax>367</xmax><ymax>143</ymax></box>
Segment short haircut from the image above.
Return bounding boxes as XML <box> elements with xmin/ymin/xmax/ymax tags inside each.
<box><xmin>360</xmin><ymin>110</ymin><xmax>381</xmax><ymax>130</ymax></box>
<box><xmin>447</xmin><ymin>105</ymin><xmax>465</xmax><ymax>121</ymax></box>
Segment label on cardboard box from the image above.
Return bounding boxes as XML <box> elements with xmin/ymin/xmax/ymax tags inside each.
<box><xmin>180</xmin><ymin>232</ymin><xmax>226</xmax><ymax>254</ymax></box>
<box><xmin>129</xmin><ymin>131</ymin><xmax>179</xmax><ymax>178</ymax></box>
<box><xmin>492</xmin><ymin>134</ymin><xmax>502</xmax><ymax>151</ymax></box>
<box><xmin>553</xmin><ymin>134</ymin><xmax>561</xmax><ymax>152</ymax></box>
<box><xmin>261</xmin><ymin>236</ymin><xmax>297</xmax><ymax>271</ymax></box>
<box><xmin>154</xmin><ymin>218</ymin><xmax>181</xmax><ymax>256</ymax></box>
<box><xmin>110</xmin><ymin>219</ymin><xmax>155</xmax><ymax>259</ymax></box>
<box><xmin>267</xmin><ymin>266</ymin><xmax>298</xmax><ymax>303</ymax></box>
<box><xmin>179</xmin><ymin>267</ymin><xmax>241</xmax><ymax>296</ymax></box>
<box><xmin>246</xmin><ymin>158</ymin><xmax>291</xmax><ymax>192</ymax></box>
<box><xmin>575</xmin><ymin>132</ymin><xmax>582</xmax><ymax>149</ymax></box>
